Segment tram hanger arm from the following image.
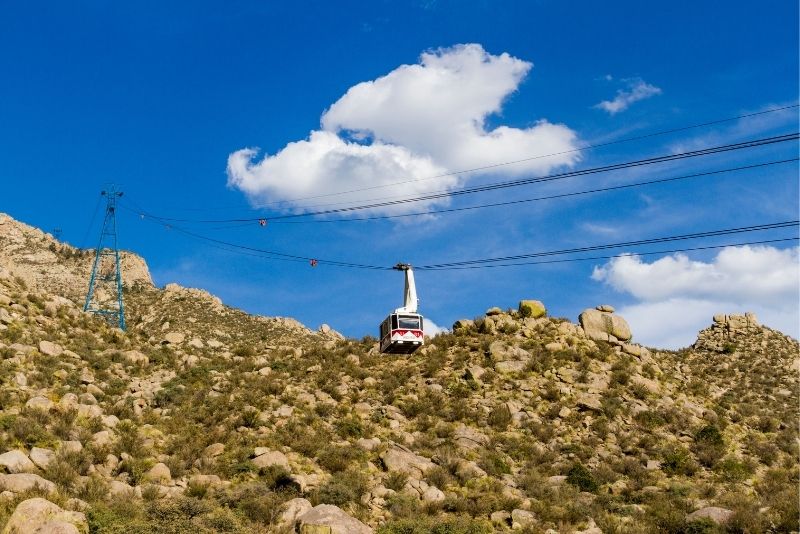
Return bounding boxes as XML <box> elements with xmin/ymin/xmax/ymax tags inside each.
<box><xmin>393</xmin><ymin>263</ymin><xmax>418</xmax><ymax>314</ymax></box>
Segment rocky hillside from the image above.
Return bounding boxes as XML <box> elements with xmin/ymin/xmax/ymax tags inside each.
<box><xmin>0</xmin><ymin>213</ymin><xmax>797</xmax><ymax>534</ymax></box>
<box><xmin>0</xmin><ymin>213</ymin><xmax>152</xmax><ymax>303</ymax></box>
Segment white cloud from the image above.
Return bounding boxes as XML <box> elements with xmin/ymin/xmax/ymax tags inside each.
<box><xmin>596</xmin><ymin>78</ymin><xmax>662</xmax><ymax>115</ymax></box>
<box><xmin>423</xmin><ymin>317</ymin><xmax>448</xmax><ymax>337</ymax></box>
<box><xmin>227</xmin><ymin>44</ymin><xmax>580</xmax><ymax>215</ymax></box>
<box><xmin>591</xmin><ymin>245</ymin><xmax>800</xmax><ymax>348</ymax></box>
<box><xmin>668</xmin><ymin>101</ymin><xmax>798</xmax><ymax>154</ymax></box>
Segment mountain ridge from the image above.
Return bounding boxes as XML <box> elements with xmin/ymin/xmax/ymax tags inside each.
<box><xmin>0</xmin><ymin>212</ymin><xmax>796</xmax><ymax>533</ymax></box>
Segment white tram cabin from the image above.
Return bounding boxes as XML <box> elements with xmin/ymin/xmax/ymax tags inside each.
<box><xmin>379</xmin><ymin>312</ymin><xmax>424</xmax><ymax>354</ymax></box>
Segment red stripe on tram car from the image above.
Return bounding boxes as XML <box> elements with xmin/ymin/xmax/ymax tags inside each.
<box><xmin>392</xmin><ymin>329</ymin><xmax>423</xmax><ymax>338</ymax></box>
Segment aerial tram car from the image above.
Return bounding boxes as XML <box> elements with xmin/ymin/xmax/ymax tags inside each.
<box><xmin>379</xmin><ymin>264</ymin><xmax>424</xmax><ymax>354</ymax></box>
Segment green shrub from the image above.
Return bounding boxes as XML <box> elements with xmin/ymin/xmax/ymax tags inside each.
<box><xmin>220</xmin><ymin>483</ymin><xmax>284</xmax><ymax>525</ymax></box>
<box><xmin>385</xmin><ymin>492</ymin><xmax>421</xmax><ymax>518</ymax></box>
<box><xmin>661</xmin><ymin>446</ymin><xmax>698</xmax><ymax>476</ymax></box>
<box><xmin>566</xmin><ymin>462</ymin><xmax>598</xmax><ymax>492</ymax></box>
<box><xmin>378</xmin><ymin>515</ymin><xmax>492</xmax><ymax>533</ymax></box>
<box><xmin>695</xmin><ymin>425</ymin><xmax>724</xmax><ymax>446</ymax></box>
<box><xmin>682</xmin><ymin>518</ymin><xmax>718</xmax><ymax>533</ymax></box>
<box><xmin>425</xmin><ymin>466</ymin><xmax>454</xmax><ymax>490</ymax></box>
<box><xmin>232</xmin><ymin>345</ymin><xmax>255</xmax><ymax>358</ymax></box>
<box><xmin>714</xmin><ymin>456</ymin><xmax>753</xmax><ymax>482</ymax></box>
<box><xmin>317</xmin><ymin>444</ymin><xmax>364</xmax><ymax>473</ymax></box>
<box><xmin>487</xmin><ymin>404</ymin><xmax>512</xmax><ymax>430</ymax></box>
<box><xmin>634</xmin><ymin>410</ymin><xmax>665</xmax><ymax>429</ymax></box>
<box><xmin>478</xmin><ymin>450</ymin><xmax>510</xmax><ymax>477</ymax></box>
<box><xmin>114</xmin><ymin>420</ymin><xmax>145</xmax><ymax>457</ymax></box>
<box><xmin>313</xmin><ymin>469</ymin><xmax>367</xmax><ymax>506</ymax></box>
<box><xmin>385</xmin><ymin>471</ymin><xmax>409</xmax><ymax>491</ymax></box>
<box><xmin>334</xmin><ymin>415</ymin><xmax>364</xmax><ymax>438</ymax></box>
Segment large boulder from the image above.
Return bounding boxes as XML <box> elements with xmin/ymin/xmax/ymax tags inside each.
<box><xmin>143</xmin><ymin>462</ymin><xmax>171</xmax><ymax>484</ymax></box>
<box><xmin>26</xmin><ymin>396</ymin><xmax>54</xmax><ymax>411</ymax></box>
<box><xmin>38</xmin><ymin>341</ymin><xmax>63</xmax><ymax>357</ymax></box>
<box><xmin>518</xmin><ymin>300</ymin><xmax>546</xmax><ymax>319</ymax></box>
<box><xmin>278</xmin><ymin>497</ymin><xmax>313</xmax><ymax>529</ymax></box>
<box><xmin>297</xmin><ymin>504</ymin><xmax>372</xmax><ymax>534</ymax></box>
<box><xmin>1</xmin><ymin>497</ymin><xmax>87</xmax><ymax>534</ymax></box>
<box><xmin>487</xmin><ymin>341</ymin><xmax>529</xmax><ymax>363</ymax></box>
<box><xmin>379</xmin><ymin>444</ymin><xmax>435</xmax><ymax>478</ymax></box>
<box><xmin>0</xmin><ymin>450</ymin><xmax>36</xmax><ymax>473</ymax></box>
<box><xmin>495</xmin><ymin>360</ymin><xmax>527</xmax><ymax>374</ymax></box>
<box><xmin>162</xmin><ymin>332</ymin><xmax>185</xmax><ymax>344</ymax></box>
<box><xmin>122</xmin><ymin>350</ymin><xmax>149</xmax><ymax>366</ymax></box>
<box><xmin>686</xmin><ymin>506</ymin><xmax>734</xmax><ymax>525</ymax></box>
<box><xmin>579</xmin><ymin>308</ymin><xmax>632</xmax><ymax>342</ymax></box>
<box><xmin>251</xmin><ymin>449</ymin><xmax>290</xmax><ymax>471</ymax></box>
<box><xmin>29</xmin><ymin>447</ymin><xmax>55</xmax><ymax>471</ymax></box>
<box><xmin>0</xmin><ymin>473</ymin><xmax>56</xmax><ymax>493</ymax></box>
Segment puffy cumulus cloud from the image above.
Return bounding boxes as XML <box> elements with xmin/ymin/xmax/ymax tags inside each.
<box><xmin>227</xmin><ymin>131</ymin><xmax>451</xmax><ymax>214</ymax></box>
<box><xmin>596</xmin><ymin>78</ymin><xmax>661</xmax><ymax>115</ymax></box>
<box><xmin>591</xmin><ymin>245</ymin><xmax>800</xmax><ymax>348</ymax></box>
<box><xmin>423</xmin><ymin>317</ymin><xmax>448</xmax><ymax>337</ymax></box>
<box><xmin>227</xmin><ymin>44</ymin><xmax>579</xmax><ymax>215</ymax></box>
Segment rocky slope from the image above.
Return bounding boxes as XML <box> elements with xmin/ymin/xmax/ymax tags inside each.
<box><xmin>0</xmin><ymin>213</ymin><xmax>797</xmax><ymax>534</ymax></box>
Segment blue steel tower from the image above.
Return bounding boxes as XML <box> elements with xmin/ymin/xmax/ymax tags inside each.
<box><xmin>84</xmin><ymin>186</ymin><xmax>126</xmax><ymax>330</ymax></box>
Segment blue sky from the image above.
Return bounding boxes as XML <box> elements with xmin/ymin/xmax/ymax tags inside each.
<box><xmin>1</xmin><ymin>1</ymin><xmax>798</xmax><ymax>347</ymax></box>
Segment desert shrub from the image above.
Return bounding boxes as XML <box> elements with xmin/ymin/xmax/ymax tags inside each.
<box><xmin>630</xmin><ymin>382</ymin><xmax>650</xmax><ymax>400</ymax></box>
<box><xmin>10</xmin><ymin>413</ymin><xmax>51</xmax><ymax>448</ymax></box>
<box><xmin>141</xmin><ymin>484</ymin><xmax>160</xmax><ymax>501</ymax></box>
<box><xmin>220</xmin><ymin>482</ymin><xmax>284</xmax><ymax>525</ymax></box>
<box><xmin>541</xmin><ymin>384</ymin><xmax>560</xmax><ymax>401</ymax></box>
<box><xmin>682</xmin><ymin>518</ymin><xmax>719</xmax><ymax>533</ymax></box>
<box><xmin>747</xmin><ymin>436</ymin><xmax>779</xmax><ymax>466</ymax></box>
<box><xmin>695</xmin><ymin>424</ymin><xmax>724</xmax><ymax>446</ymax></box>
<box><xmin>232</xmin><ymin>345</ymin><xmax>255</xmax><ymax>358</ymax></box>
<box><xmin>642</xmin><ymin>493</ymin><xmax>692</xmax><ymax>533</ymax></box>
<box><xmin>385</xmin><ymin>492</ymin><xmax>421</xmax><ymax>518</ymax></box>
<box><xmin>114</xmin><ymin>420</ymin><xmax>145</xmax><ymax>457</ymax></box>
<box><xmin>201</xmin><ymin>507</ymin><xmax>244</xmax><ymax>532</ymax></box>
<box><xmin>518</xmin><ymin>468</ymin><xmax>554</xmax><ymax>501</ymax></box>
<box><xmin>724</xmin><ymin>497</ymin><xmax>767</xmax><ymax>533</ymax></box>
<box><xmin>259</xmin><ymin>464</ymin><xmax>295</xmax><ymax>492</ymax></box>
<box><xmin>590</xmin><ymin>416</ymin><xmax>610</xmax><ymax>439</ymax></box>
<box><xmin>693</xmin><ymin>425</ymin><xmax>726</xmax><ymax>468</ymax></box>
<box><xmin>313</xmin><ymin>469</ymin><xmax>367</xmax><ymax>506</ymax></box>
<box><xmin>378</xmin><ymin>515</ymin><xmax>492</xmax><ymax>533</ymax></box>
<box><xmin>487</xmin><ymin>404</ymin><xmax>512</xmax><ymax>430</ymax></box>
<box><xmin>754</xmin><ymin>415</ymin><xmax>779</xmax><ymax>433</ymax></box>
<box><xmin>478</xmin><ymin>450</ymin><xmax>510</xmax><ymax>477</ymax></box>
<box><xmin>79</xmin><ymin>475</ymin><xmax>109</xmax><ymax>502</ymax></box>
<box><xmin>442</xmin><ymin>478</ymin><xmax>510</xmax><ymax>517</ymax></box>
<box><xmin>44</xmin><ymin>455</ymin><xmax>82</xmax><ymax>492</ymax></box>
<box><xmin>147</xmin><ymin>497</ymin><xmax>211</xmax><ymax>525</ymax></box>
<box><xmin>566</xmin><ymin>462</ymin><xmax>598</xmax><ymax>492</ymax></box>
<box><xmin>314</xmin><ymin>403</ymin><xmax>335</xmax><ymax>417</ymax></box>
<box><xmin>601</xmin><ymin>395</ymin><xmax>623</xmax><ymax>418</ymax></box>
<box><xmin>237</xmin><ymin>408</ymin><xmax>260</xmax><ymax>429</ymax></box>
<box><xmin>661</xmin><ymin>446</ymin><xmax>698</xmax><ymax>476</ymax></box>
<box><xmin>186</xmin><ymin>479</ymin><xmax>209</xmax><ymax>499</ymax></box>
<box><xmin>714</xmin><ymin>456</ymin><xmax>753</xmax><ymax>482</ymax></box>
<box><xmin>334</xmin><ymin>415</ymin><xmax>364</xmax><ymax>438</ymax></box>
<box><xmin>385</xmin><ymin>471</ymin><xmax>409</xmax><ymax>491</ymax></box>
<box><xmin>634</xmin><ymin>410</ymin><xmax>665</xmax><ymax>429</ymax></box>
<box><xmin>317</xmin><ymin>444</ymin><xmax>364</xmax><ymax>473</ymax></box>
<box><xmin>276</xmin><ymin>422</ymin><xmax>330</xmax><ymax>457</ymax></box>
<box><xmin>426</xmin><ymin>466</ymin><xmax>455</xmax><ymax>490</ymax></box>
<box><xmin>122</xmin><ymin>457</ymin><xmax>153</xmax><ymax>486</ymax></box>
<box><xmin>86</xmin><ymin>499</ymin><xmax>147</xmax><ymax>533</ymax></box>
<box><xmin>423</xmin><ymin>352</ymin><xmax>447</xmax><ymax>377</ymax></box>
